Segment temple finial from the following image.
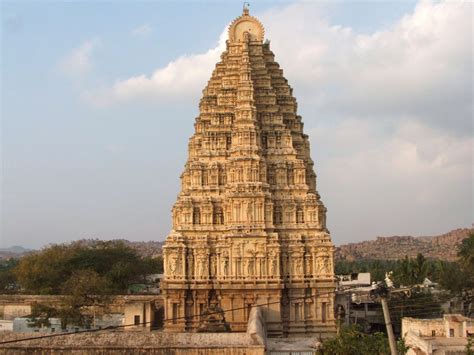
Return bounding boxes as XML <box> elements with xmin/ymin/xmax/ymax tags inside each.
<box><xmin>229</xmin><ymin>2</ymin><xmax>264</xmax><ymax>42</ymax></box>
<box><xmin>243</xmin><ymin>2</ymin><xmax>250</xmax><ymax>16</ymax></box>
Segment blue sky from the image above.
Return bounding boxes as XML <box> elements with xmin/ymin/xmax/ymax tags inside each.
<box><xmin>1</xmin><ymin>1</ymin><xmax>472</xmax><ymax>248</ymax></box>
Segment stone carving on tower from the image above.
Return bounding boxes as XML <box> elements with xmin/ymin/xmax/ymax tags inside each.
<box><xmin>161</xmin><ymin>7</ymin><xmax>336</xmax><ymax>336</ymax></box>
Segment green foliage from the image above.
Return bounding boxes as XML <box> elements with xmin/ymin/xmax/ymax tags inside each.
<box><xmin>318</xmin><ymin>325</ymin><xmax>391</xmax><ymax>355</ymax></box>
<box><xmin>17</xmin><ymin>242</ymin><xmax>165</xmax><ymax>329</ymax></box>
<box><xmin>466</xmin><ymin>337</ymin><xmax>474</xmax><ymax>355</ymax></box>
<box><xmin>14</xmin><ymin>241</ymin><xmax>162</xmax><ymax>295</ymax></box>
<box><xmin>0</xmin><ymin>258</ymin><xmax>19</xmax><ymax>293</ymax></box>
<box><xmin>28</xmin><ymin>303</ymin><xmax>58</xmax><ymax>328</ymax></box>
<box><xmin>29</xmin><ymin>269</ymin><xmax>111</xmax><ymax>328</ymax></box>
<box><xmin>397</xmin><ymin>338</ymin><xmax>410</xmax><ymax>355</ymax></box>
<box><xmin>15</xmin><ymin>245</ymin><xmax>77</xmax><ymax>294</ymax></box>
<box><xmin>437</xmin><ymin>260</ymin><xmax>465</xmax><ymax>293</ymax></box>
<box><xmin>336</xmin><ymin>253</ymin><xmax>457</xmax><ymax>287</ymax></box>
<box><xmin>57</xmin><ymin>269</ymin><xmax>112</xmax><ymax>328</ymax></box>
<box><xmin>394</xmin><ymin>253</ymin><xmax>432</xmax><ymax>286</ymax></box>
<box><xmin>459</xmin><ymin>233</ymin><xmax>474</xmax><ymax>268</ymax></box>
<box><xmin>144</xmin><ymin>255</ymin><xmax>164</xmax><ymax>274</ymax></box>
<box><xmin>438</xmin><ymin>234</ymin><xmax>474</xmax><ymax>295</ymax></box>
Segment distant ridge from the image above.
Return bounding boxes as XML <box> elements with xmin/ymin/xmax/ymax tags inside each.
<box><xmin>0</xmin><ymin>246</ymin><xmax>33</xmax><ymax>259</ymax></box>
<box><xmin>335</xmin><ymin>227</ymin><xmax>474</xmax><ymax>262</ymax></box>
<box><xmin>0</xmin><ymin>246</ymin><xmax>31</xmax><ymax>254</ymax></box>
<box><xmin>5</xmin><ymin>227</ymin><xmax>472</xmax><ymax>262</ymax></box>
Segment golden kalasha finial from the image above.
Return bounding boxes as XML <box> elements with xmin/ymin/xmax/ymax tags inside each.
<box><xmin>243</xmin><ymin>2</ymin><xmax>250</xmax><ymax>16</ymax></box>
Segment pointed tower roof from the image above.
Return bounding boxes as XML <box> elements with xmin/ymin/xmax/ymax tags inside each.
<box><xmin>172</xmin><ymin>7</ymin><xmax>329</xmax><ymax>236</ymax></box>
<box><xmin>162</xmin><ymin>9</ymin><xmax>335</xmax><ymax>336</ymax></box>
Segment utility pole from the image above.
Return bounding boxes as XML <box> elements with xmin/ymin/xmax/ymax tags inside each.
<box><xmin>350</xmin><ymin>272</ymin><xmax>411</xmax><ymax>355</ymax></box>
<box><xmin>381</xmin><ymin>296</ymin><xmax>397</xmax><ymax>355</ymax></box>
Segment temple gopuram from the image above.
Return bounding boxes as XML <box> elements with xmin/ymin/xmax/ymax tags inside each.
<box><xmin>161</xmin><ymin>8</ymin><xmax>336</xmax><ymax>337</ymax></box>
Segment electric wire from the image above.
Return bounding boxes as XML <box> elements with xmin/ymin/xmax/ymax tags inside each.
<box><xmin>0</xmin><ymin>290</ymin><xmax>336</xmax><ymax>345</ymax></box>
<box><xmin>0</xmin><ymin>287</ymin><xmax>466</xmax><ymax>345</ymax></box>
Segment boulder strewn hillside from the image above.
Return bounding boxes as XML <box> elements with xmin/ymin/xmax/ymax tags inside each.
<box><xmin>335</xmin><ymin>227</ymin><xmax>474</xmax><ymax>261</ymax></box>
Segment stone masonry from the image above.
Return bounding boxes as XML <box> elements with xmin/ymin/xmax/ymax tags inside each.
<box><xmin>161</xmin><ymin>7</ymin><xmax>336</xmax><ymax>336</ymax></box>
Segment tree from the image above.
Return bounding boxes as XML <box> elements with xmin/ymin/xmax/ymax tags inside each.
<box><xmin>438</xmin><ymin>234</ymin><xmax>474</xmax><ymax>295</ymax></box>
<box><xmin>438</xmin><ymin>261</ymin><xmax>465</xmax><ymax>293</ymax></box>
<box><xmin>15</xmin><ymin>245</ymin><xmax>76</xmax><ymax>294</ymax></box>
<box><xmin>318</xmin><ymin>325</ymin><xmax>396</xmax><ymax>355</ymax></box>
<box><xmin>28</xmin><ymin>303</ymin><xmax>59</xmax><ymax>328</ymax></box>
<box><xmin>14</xmin><ymin>241</ymin><xmax>161</xmax><ymax>295</ymax></box>
<box><xmin>58</xmin><ymin>269</ymin><xmax>112</xmax><ymax>328</ymax></box>
<box><xmin>0</xmin><ymin>258</ymin><xmax>19</xmax><ymax>293</ymax></box>
<box><xmin>335</xmin><ymin>259</ymin><xmax>399</xmax><ymax>282</ymax></box>
<box><xmin>458</xmin><ymin>233</ymin><xmax>474</xmax><ymax>269</ymax></box>
<box><xmin>29</xmin><ymin>270</ymin><xmax>112</xmax><ymax>329</ymax></box>
<box><xmin>318</xmin><ymin>325</ymin><xmax>410</xmax><ymax>355</ymax></box>
<box><xmin>15</xmin><ymin>241</ymin><xmax>164</xmax><ymax>328</ymax></box>
<box><xmin>393</xmin><ymin>254</ymin><xmax>429</xmax><ymax>286</ymax></box>
<box><xmin>466</xmin><ymin>337</ymin><xmax>474</xmax><ymax>355</ymax></box>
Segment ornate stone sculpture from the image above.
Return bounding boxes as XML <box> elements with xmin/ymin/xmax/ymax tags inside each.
<box><xmin>169</xmin><ymin>253</ymin><xmax>178</xmax><ymax>275</ymax></box>
<box><xmin>161</xmin><ymin>8</ymin><xmax>335</xmax><ymax>336</ymax></box>
<box><xmin>222</xmin><ymin>251</ymin><xmax>229</xmax><ymax>276</ymax></box>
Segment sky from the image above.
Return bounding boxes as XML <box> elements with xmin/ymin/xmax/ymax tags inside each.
<box><xmin>1</xmin><ymin>0</ymin><xmax>472</xmax><ymax>249</ymax></box>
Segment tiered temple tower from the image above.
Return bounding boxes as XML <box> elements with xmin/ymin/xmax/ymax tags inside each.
<box><xmin>161</xmin><ymin>8</ymin><xmax>336</xmax><ymax>336</ymax></box>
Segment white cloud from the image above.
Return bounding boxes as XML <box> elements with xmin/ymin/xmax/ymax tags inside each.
<box><xmin>261</xmin><ymin>1</ymin><xmax>472</xmax><ymax>133</ymax></box>
<box><xmin>131</xmin><ymin>24</ymin><xmax>153</xmax><ymax>37</ymax></box>
<box><xmin>85</xmin><ymin>30</ymin><xmax>227</xmax><ymax>106</ymax></box>
<box><xmin>59</xmin><ymin>38</ymin><xmax>101</xmax><ymax>77</ymax></box>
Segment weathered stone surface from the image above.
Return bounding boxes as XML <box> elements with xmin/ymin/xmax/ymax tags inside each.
<box><xmin>0</xmin><ymin>331</ymin><xmax>265</xmax><ymax>355</ymax></box>
<box><xmin>161</xmin><ymin>8</ymin><xmax>336</xmax><ymax>337</ymax></box>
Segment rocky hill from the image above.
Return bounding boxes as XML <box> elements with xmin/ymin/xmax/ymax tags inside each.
<box><xmin>335</xmin><ymin>227</ymin><xmax>473</xmax><ymax>262</ymax></box>
<box><xmin>6</xmin><ymin>227</ymin><xmax>473</xmax><ymax>262</ymax></box>
<box><xmin>0</xmin><ymin>246</ymin><xmax>33</xmax><ymax>260</ymax></box>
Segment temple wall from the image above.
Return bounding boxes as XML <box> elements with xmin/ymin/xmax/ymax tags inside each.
<box><xmin>0</xmin><ymin>346</ymin><xmax>265</xmax><ymax>355</ymax></box>
<box><xmin>0</xmin><ymin>328</ymin><xmax>265</xmax><ymax>355</ymax></box>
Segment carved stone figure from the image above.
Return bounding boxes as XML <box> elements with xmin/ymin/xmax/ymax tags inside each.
<box><xmin>316</xmin><ymin>253</ymin><xmax>330</xmax><ymax>274</ymax></box>
<box><xmin>246</xmin><ymin>203</ymin><xmax>252</xmax><ymax>222</ymax></box>
<box><xmin>210</xmin><ymin>254</ymin><xmax>217</xmax><ymax>277</ymax></box>
<box><xmin>197</xmin><ymin>256</ymin><xmax>208</xmax><ymax>278</ymax></box>
<box><xmin>295</xmin><ymin>258</ymin><xmax>303</xmax><ymax>275</ymax></box>
<box><xmin>187</xmin><ymin>253</ymin><xmax>194</xmax><ymax>277</ymax></box>
<box><xmin>296</xmin><ymin>208</ymin><xmax>304</xmax><ymax>223</ymax></box>
<box><xmin>222</xmin><ymin>255</ymin><xmax>229</xmax><ymax>276</ymax></box>
<box><xmin>271</xmin><ymin>257</ymin><xmax>277</xmax><ymax>275</ymax></box>
<box><xmin>305</xmin><ymin>256</ymin><xmax>312</xmax><ymax>275</ymax></box>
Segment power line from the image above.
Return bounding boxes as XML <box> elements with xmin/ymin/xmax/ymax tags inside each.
<box><xmin>0</xmin><ymin>286</ymin><xmax>459</xmax><ymax>346</ymax></box>
<box><xmin>0</xmin><ymin>290</ymin><xmax>337</xmax><ymax>345</ymax></box>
